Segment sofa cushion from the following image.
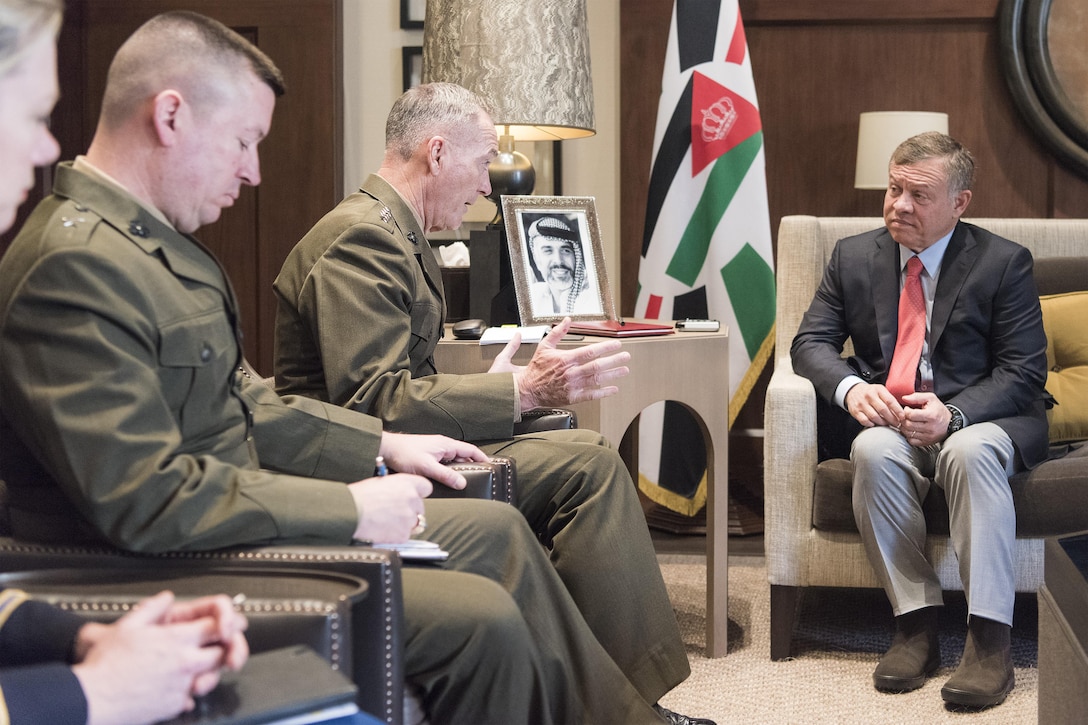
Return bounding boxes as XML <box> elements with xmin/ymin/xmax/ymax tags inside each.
<box><xmin>1041</xmin><ymin>291</ymin><xmax>1088</xmax><ymax>444</ymax></box>
<box><xmin>1033</xmin><ymin>256</ymin><xmax>1088</xmax><ymax>296</ymax></box>
<box><xmin>812</xmin><ymin>441</ymin><xmax>1088</xmax><ymax>536</ymax></box>
<box><xmin>812</xmin><ymin>459</ymin><xmax>950</xmax><ymax>534</ymax></box>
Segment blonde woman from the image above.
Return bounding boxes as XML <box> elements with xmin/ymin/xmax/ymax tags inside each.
<box><xmin>0</xmin><ymin>4</ymin><xmax>249</xmax><ymax>723</ymax></box>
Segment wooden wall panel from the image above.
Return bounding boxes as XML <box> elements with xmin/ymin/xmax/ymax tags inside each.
<box><xmin>2</xmin><ymin>0</ymin><xmax>342</xmax><ymax>374</ymax></box>
<box><xmin>620</xmin><ymin>0</ymin><xmax>1088</xmax><ymax>314</ymax></box>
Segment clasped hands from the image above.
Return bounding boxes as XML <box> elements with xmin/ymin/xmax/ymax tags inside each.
<box><xmin>72</xmin><ymin>590</ymin><xmax>249</xmax><ymax>725</ymax></box>
<box><xmin>488</xmin><ymin>316</ymin><xmax>631</xmax><ymax>411</ymax></box>
<box><xmin>845</xmin><ymin>383</ymin><xmax>953</xmax><ymax>447</ymax></box>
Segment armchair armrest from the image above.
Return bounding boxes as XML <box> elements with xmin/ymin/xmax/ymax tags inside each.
<box><xmin>763</xmin><ymin>357</ymin><xmax>820</xmax><ymax>584</ymax></box>
<box><xmin>433</xmin><ymin>457</ymin><xmax>516</xmax><ymax>505</ymax></box>
<box><xmin>0</xmin><ymin>565</ymin><xmax>371</xmax><ymax>677</ymax></box>
<box><xmin>0</xmin><ymin>540</ymin><xmax>405</xmax><ymax>725</ymax></box>
<box><xmin>514</xmin><ymin>408</ymin><xmax>577</xmax><ymax>434</ymax></box>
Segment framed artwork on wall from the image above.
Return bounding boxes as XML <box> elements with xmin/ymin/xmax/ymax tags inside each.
<box><xmin>402</xmin><ymin>46</ymin><xmax>423</xmax><ymax>92</ymax></box>
<box><xmin>400</xmin><ymin>0</ymin><xmax>425</xmax><ymax>29</ymax></box>
<box><xmin>1001</xmin><ymin>0</ymin><xmax>1088</xmax><ymax>178</ymax></box>
<box><xmin>501</xmin><ymin>195</ymin><xmax>616</xmax><ymax>325</ymax></box>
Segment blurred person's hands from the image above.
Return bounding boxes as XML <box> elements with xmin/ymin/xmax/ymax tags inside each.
<box><xmin>72</xmin><ymin>590</ymin><xmax>249</xmax><ymax>725</ymax></box>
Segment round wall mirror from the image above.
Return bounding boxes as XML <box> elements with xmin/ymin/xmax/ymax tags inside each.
<box><xmin>1000</xmin><ymin>0</ymin><xmax>1088</xmax><ymax>177</ymax></box>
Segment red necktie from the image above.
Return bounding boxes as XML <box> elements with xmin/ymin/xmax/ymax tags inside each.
<box><xmin>886</xmin><ymin>256</ymin><xmax>925</xmax><ymax>402</ymax></box>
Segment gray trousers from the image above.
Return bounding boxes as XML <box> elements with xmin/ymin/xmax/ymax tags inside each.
<box><xmin>851</xmin><ymin>423</ymin><xmax>1019</xmax><ymax>626</ymax></box>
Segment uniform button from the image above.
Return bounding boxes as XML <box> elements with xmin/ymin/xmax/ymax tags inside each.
<box><xmin>200</xmin><ymin>344</ymin><xmax>213</xmax><ymax>362</ymax></box>
<box><xmin>129</xmin><ymin>221</ymin><xmax>149</xmax><ymax>237</ymax></box>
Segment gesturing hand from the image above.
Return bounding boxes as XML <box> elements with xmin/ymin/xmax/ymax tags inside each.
<box><xmin>491</xmin><ymin>317</ymin><xmax>631</xmax><ymax>410</ymax></box>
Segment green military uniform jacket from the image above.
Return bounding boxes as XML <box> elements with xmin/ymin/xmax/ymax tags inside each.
<box><xmin>274</xmin><ymin>174</ymin><xmax>518</xmax><ymax>438</ymax></box>
<box><xmin>0</xmin><ymin>163</ymin><xmax>378</xmax><ymax>552</ymax></box>
<box><xmin>0</xmin><ymin>167</ymin><xmax>677</xmax><ymax>725</ymax></box>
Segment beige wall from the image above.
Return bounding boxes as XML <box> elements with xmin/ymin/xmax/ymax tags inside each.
<box><xmin>342</xmin><ymin>0</ymin><xmax>623</xmax><ymax>299</ymax></box>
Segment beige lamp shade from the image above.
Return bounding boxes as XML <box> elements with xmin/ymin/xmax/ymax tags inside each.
<box><xmin>421</xmin><ymin>0</ymin><xmax>595</xmax><ymax>141</ymax></box>
<box><xmin>854</xmin><ymin>111</ymin><xmax>949</xmax><ymax>189</ymax></box>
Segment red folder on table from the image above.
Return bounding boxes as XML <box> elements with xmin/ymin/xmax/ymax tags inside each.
<box><xmin>566</xmin><ymin>320</ymin><xmax>675</xmax><ymax>337</ymax></box>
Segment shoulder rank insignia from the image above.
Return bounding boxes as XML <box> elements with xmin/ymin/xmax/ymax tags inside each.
<box><xmin>379</xmin><ymin>206</ymin><xmax>392</xmax><ymax>223</ymax></box>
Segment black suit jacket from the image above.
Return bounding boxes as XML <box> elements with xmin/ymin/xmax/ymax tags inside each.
<box><xmin>791</xmin><ymin>221</ymin><xmax>1050</xmax><ymax>468</ymax></box>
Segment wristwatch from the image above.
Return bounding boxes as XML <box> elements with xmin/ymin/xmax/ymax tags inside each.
<box><xmin>946</xmin><ymin>404</ymin><xmax>965</xmax><ymax>435</ymax></box>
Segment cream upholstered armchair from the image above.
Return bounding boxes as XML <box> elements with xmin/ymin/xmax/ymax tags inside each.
<box><xmin>765</xmin><ymin>215</ymin><xmax>1088</xmax><ymax>660</ymax></box>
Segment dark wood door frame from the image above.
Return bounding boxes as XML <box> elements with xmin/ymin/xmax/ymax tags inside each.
<box><xmin>4</xmin><ymin>0</ymin><xmax>343</xmax><ymax>374</ymax></box>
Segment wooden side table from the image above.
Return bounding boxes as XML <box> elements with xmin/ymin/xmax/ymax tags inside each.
<box><xmin>435</xmin><ymin>326</ymin><xmax>731</xmax><ymax>656</ymax></box>
<box><xmin>1039</xmin><ymin>535</ymin><xmax>1088</xmax><ymax>722</ymax></box>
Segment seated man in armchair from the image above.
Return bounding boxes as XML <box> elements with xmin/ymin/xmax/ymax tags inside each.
<box><xmin>791</xmin><ymin>132</ymin><xmax>1050</xmax><ymax>709</ymax></box>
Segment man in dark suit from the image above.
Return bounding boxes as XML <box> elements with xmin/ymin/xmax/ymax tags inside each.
<box><xmin>792</xmin><ymin>132</ymin><xmax>1049</xmax><ymax>709</ymax></box>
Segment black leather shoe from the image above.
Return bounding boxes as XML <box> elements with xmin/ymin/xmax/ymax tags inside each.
<box><xmin>941</xmin><ymin>616</ymin><xmax>1014</xmax><ymax>709</ymax></box>
<box><xmin>654</xmin><ymin>704</ymin><xmax>716</xmax><ymax>725</ymax></box>
<box><xmin>873</xmin><ymin>606</ymin><xmax>941</xmax><ymax>692</ymax></box>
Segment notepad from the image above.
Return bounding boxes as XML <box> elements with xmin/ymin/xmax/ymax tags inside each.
<box><xmin>162</xmin><ymin>645</ymin><xmax>359</xmax><ymax>725</ymax></box>
<box><xmin>479</xmin><ymin>325</ymin><xmax>550</xmax><ymax>345</ymax></box>
<box><xmin>372</xmin><ymin>539</ymin><xmax>450</xmax><ymax>562</ymax></box>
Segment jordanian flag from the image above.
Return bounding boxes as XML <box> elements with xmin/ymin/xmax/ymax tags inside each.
<box><xmin>635</xmin><ymin>0</ymin><xmax>774</xmax><ymax>516</ymax></box>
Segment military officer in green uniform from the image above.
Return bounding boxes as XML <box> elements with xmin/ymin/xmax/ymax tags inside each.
<box><xmin>273</xmin><ymin>82</ymin><xmax>709</xmax><ymax>725</ymax></box>
<box><xmin>0</xmin><ymin>13</ymin><xmax>671</xmax><ymax>724</ymax></box>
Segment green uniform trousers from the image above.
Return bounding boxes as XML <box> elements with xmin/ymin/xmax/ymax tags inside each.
<box><xmin>479</xmin><ymin>429</ymin><xmax>690</xmax><ymax>703</ymax></box>
<box><xmin>412</xmin><ymin>498</ymin><xmax>664</xmax><ymax>724</ymax></box>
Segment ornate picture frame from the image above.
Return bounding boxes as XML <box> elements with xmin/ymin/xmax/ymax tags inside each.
<box><xmin>1000</xmin><ymin>0</ymin><xmax>1088</xmax><ymax>178</ymax></box>
<box><xmin>501</xmin><ymin>196</ymin><xmax>616</xmax><ymax>325</ymax></box>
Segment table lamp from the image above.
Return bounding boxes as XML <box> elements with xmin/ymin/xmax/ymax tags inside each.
<box><xmin>855</xmin><ymin>111</ymin><xmax>949</xmax><ymax>189</ymax></box>
<box><xmin>422</xmin><ymin>0</ymin><xmax>596</xmax><ymax>211</ymax></box>
<box><xmin>422</xmin><ymin>0</ymin><xmax>596</xmax><ymax>324</ymax></box>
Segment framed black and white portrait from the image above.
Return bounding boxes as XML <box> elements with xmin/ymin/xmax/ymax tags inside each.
<box><xmin>501</xmin><ymin>195</ymin><xmax>616</xmax><ymax>325</ymax></box>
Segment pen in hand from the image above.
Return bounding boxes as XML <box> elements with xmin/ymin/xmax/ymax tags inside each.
<box><xmin>374</xmin><ymin>454</ymin><xmax>427</xmax><ymax>536</ymax></box>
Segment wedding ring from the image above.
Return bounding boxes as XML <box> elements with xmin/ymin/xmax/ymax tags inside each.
<box><xmin>411</xmin><ymin>513</ymin><xmax>427</xmax><ymax>536</ymax></box>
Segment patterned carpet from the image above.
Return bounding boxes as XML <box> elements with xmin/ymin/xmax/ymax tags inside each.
<box><xmin>657</xmin><ymin>555</ymin><xmax>1038</xmax><ymax>723</ymax></box>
